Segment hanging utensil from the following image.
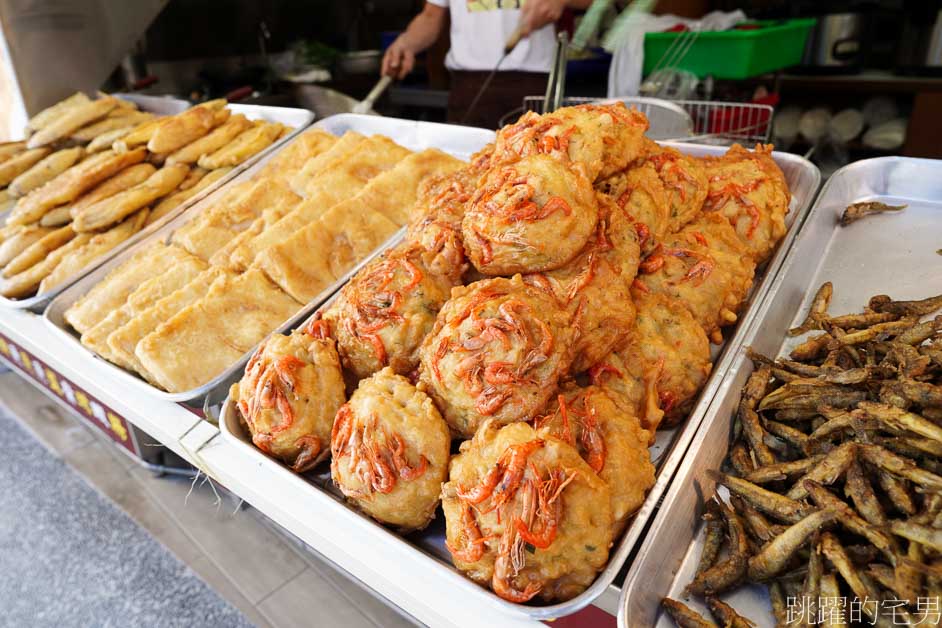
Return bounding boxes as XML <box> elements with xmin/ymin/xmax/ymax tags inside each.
<box><xmin>353</xmin><ymin>75</ymin><xmax>392</xmax><ymax>114</ymax></box>
<box><xmin>460</xmin><ymin>23</ymin><xmax>526</xmax><ymax>125</ymax></box>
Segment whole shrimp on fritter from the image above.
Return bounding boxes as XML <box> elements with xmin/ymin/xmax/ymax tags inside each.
<box><xmin>418</xmin><ymin>275</ymin><xmax>575</xmax><ymax>439</ymax></box>
<box><xmin>234</xmin><ymin>319</ymin><xmax>345</xmax><ymax>472</ymax></box>
<box><xmin>636</xmin><ymin>213</ymin><xmax>756</xmax><ymax>344</ymax></box>
<box><xmin>330</xmin><ymin>367</ymin><xmax>450</xmax><ymax>531</ymax></box>
<box><xmin>442</xmin><ymin>420</ymin><xmax>613</xmax><ymax>603</ymax></box>
<box><xmin>524</xmin><ymin>193</ymin><xmax>641</xmax><ymax>373</ymax></box>
<box><xmin>534</xmin><ymin>383</ymin><xmax>655</xmax><ymax>535</ymax></box>
<box><xmin>493</xmin><ymin>101</ymin><xmax>649</xmax><ymax>181</ymax></box>
<box><xmin>462</xmin><ymin>154</ymin><xmax>599</xmax><ymax>275</ymax></box>
<box><xmin>702</xmin><ymin>143</ymin><xmax>790</xmax><ymax>264</ymax></box>
<box><xmin>642</xmin><ymin>139</ymin><xmax>709</xmax><ymax>233</ymax></box>
<box><xmin>323</xmin><ymin>244</ymin><xmax>457</xmax><ymax>380</ymax></box>
<box><xmin>630</xmin><ymin>289</ymin><xmax>712</xmax><ymax>426</ymax></box>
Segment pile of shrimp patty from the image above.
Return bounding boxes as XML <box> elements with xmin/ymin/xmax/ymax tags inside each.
<box><xmin>443</xmin><ymin>420</ymin><xmax>613</xmax><ymax>602</ymax></box>
<box><xmin>330</xmin><ymin>367</ymin><xmax>450</xmax><ymax>531</ymax></box>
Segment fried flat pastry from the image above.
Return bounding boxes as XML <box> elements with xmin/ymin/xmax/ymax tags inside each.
<box><xmin>72</xmin><ymin>164</ymin><xmax>189</xmax><ymax>231</ymax></box>
<box><xmin>287</xmin><ymin>131</ymin><xmax>366</xmax><ymax>196</ymax></box>
<box><xmin>147</xmin><ymin>100</ymin><xmax>227</xmax><ymax>154</ymax></box>
<box><xmin>135</xmin><ymin>268</ymin><xmax>300</xmax><ymax>392</ymax></box>
<box><xmin>107</xmin><ymin>267</ymin><xmax>227</xmax><ymax>378</ymax></box>
<box><xmin>64</xmin><ymin>242</ymin><xmax>193</xmax><ymax>334</ymax></box>
<box><xmin>125</xmin><ymin>253</ymin><xmax>209</xmax><ymax>314</ymax></box>
<box><xmin>172</xmin><ymin>179</ymin><xmax>300</xmax><ymax>261</ymax></box>
<box><xmin>38</xmin><ymin>211</ymin><xmax>149</xmax><ymax>294</ymax></box>
<box><xmin>295</xmin><ymin>134</ymin><xmax>411</xmax><ymax>201</ymax></box>
<box><xmin>196</xmin><ymin>121</ymin><xmax>284</xmax><ymax>170</ymax></box>
<box><xmin>26</xmin><ymin>92</ymin><xmax>90</xmax><ymax>134</ymax></box>
<box><xmin>9</xmin><ymin>148</ymin><xmax>147</xmax><ymax>225</ymax></box>
<box><xmin>3</xmin><ymin>224</ymin><xmax>77</xmax><ymax>277</ymax></box>
<box><xmin>255</xmin><ymin>127</ymin><xmax>337</xmax><ymax>184</ymax></box>
<box><xmin>0</xmin><ymin>148</ymin><xmax>53</xmax><ymax>187</ymax></box>
<box><xmin>81</xmin><ymin>306</ymin><xmax>135</xmax><ymax>369</ymax></box>
<box><xmin>0</xmin><ymin>233</ymin><xmax>92</xmax><ymax>298</ymax></box>
<box><xmin>0</xmin><ymin>225</ymin><xmax>54</xmax><ymax>267</ymax></box>
<box><xmin>253</xmin><ymin>219</ymin><xmax>337</xmax><ymax>303</ymax></box>
<box><xmin>71</xmin><ymin>111</ymin><xmax>154</xmax><ymax>142</ymax></box>
<box><xmin>27</xmin><ymin>96</ymin><xmax>119</xmax><ymax>149</ymax></box>
<box><xmin>146</xmin><ymin>166</ymin><xmax>232</xmax><ymax>226</ymax></box>
<box><xmin>208</xmin><ymin>200</ymin><xmax>297</xmax><ymax>269</ymax></box>
<box><xmin>8</xmin><ymin>147</ymin><xmax>85</xmax><ymax>198</ymax></box>
<box><xmin>165</xmin><ymin>114</ymin><xmax>253</xmax><ymax>165</ymax></box>
<box><xmin>230</xmin><ymin>148</ymin><xmax>455</xmax><ymax>271</ymax></box>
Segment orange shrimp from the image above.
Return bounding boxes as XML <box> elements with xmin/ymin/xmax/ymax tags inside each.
<box><xmin>291</xmin><ymin>435</ymin><xmax>323</xmax><ymax>472</ymax></box>
<box><xmin>492</xmin><ymin>527</ymin><xmax>541</xmax><ymax>603</ymax></box>
<box><xmin>580</xmin><ymin>402</ymin><xmax>606</xmax><ymax>474</ymax></box>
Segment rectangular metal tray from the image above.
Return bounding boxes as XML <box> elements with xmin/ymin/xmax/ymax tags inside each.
<box><xmin>1</xmin><ymin>96</ymin><xmax>315</xmax><ymax>312</ymax></box>
<box><xmin>620</xmin><ymin>155</ymin><xmax>942</xmax><ymax>627</ymax></box>
<box><xmin>217</xmin><ymin>141</ymin><xmax>820</xmax><ymax>621</ymax></box>
<box><xmin>43</xmin><ymin>115</ymin><xmax>496</xmax><ymax>408</ymax></box>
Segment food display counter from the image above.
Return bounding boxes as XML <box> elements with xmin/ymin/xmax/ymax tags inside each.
<box><xmin>15</xmin><ymin>92</ymin><xmax>942</xmax><ymax>628</ymax></box>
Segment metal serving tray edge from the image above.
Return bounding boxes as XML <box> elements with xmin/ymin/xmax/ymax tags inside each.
<box><xmin>0</xmin><ymin>97</ymin><xmax>315</xmax><ymax>312</ymax></box>
<box><xmin>217</xmin><ymin>140</ymin><xmax>820</xmax><ymax>621</ymax></box>
<box><xmin>620</xmin><ymin>155</ymin><xmax>942</xmax><ymax>627</ymax></box>
<box><xmin>42</xmin><ymin>114</ymin><xmax>494</xmax><ymax>407</ymax></box>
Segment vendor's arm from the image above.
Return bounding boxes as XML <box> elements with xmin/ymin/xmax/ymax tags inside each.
<box><xmin>519</xmin><ymin>0</ymin><xmax>593</xmax><ymax>36</ymax></box>
<box><xmin>381</xmin><ymin>2</ymin><xmax>448</xmax><ymax>79</ymax></box>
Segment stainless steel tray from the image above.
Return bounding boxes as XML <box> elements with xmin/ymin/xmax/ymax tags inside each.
<box><xmin>43</xmin><ymin>114</ymin><xmax>495</xmax><ymax>407</ymax></box>
<box><xmin>1</xmin><ymin>97</ymin><xmax>314</xmax><ymax>312</ymax></box>
<box><xmin>620</xmin><ymin>155</ymin><xmax>942</xmax><ymax>627</ymax></box>
<box><xmin>217</xmin><ymin>141</ymin><xmax>820</xmax><ymax>621</ymax></box>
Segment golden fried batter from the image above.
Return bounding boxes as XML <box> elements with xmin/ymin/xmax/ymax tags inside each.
<box><xmin>644</xmin><ymin>142</ymin><xmax>709</xmax><ymax>232</ymax></box>
<box><xmin>588</xmin><ymin>338</ymin><xmax>665</xmax><ymax>434</ymax></box>
<box><xmin>323</xmin><ymin>245</ymin><xmax>457</xmax><ymax>380</ymax></box>
<box><xmin>236</xmin><ymin>321</ymin><xmax>345</xmax><ymax>472</ymax></box>
<box><xmin>596</xmin><ymin>161</ymin><xmax>670</xmax><ymax>256</ymax></box>
<box><xmin>630</xmin><ymin>289</ymin><xmax>712</xmax><ymax>426</ymax></box>
<box><xmin>534</xmin><ymin>384</ymin><xmax>654</xmax><ymax>535</ymax></box>
<box><xmin>331</xmin><ymin>367</ymin><xmax>450</xmax><ymax>531</ymax></box>
<box><xmin>702</xmin><ymin>143</ymin><xmax>790</xmax><ymax>264</ymax></box>
<box><xmin>462</xmin><ymin>154</ymin><xmax>598</xmax><ymax>275</ymax></box>
<box><xmin>442</xmin><ymin>420</ymin><xmax>613</xmax><ymax>602</ymax></box>
<box><xmin>494</xmin><ymin>102</ymin><xmax>648</xmax><ymax>181</ymax></box>
<box><xmin>636</xmin><ymin>213</ymin><xmax>756</xmax><ymax>343</ymax></box>
<box><xmin>524</xmin><ymin>194</ymin><xmax>640</xmax><ymax>372</ymax></box>
<box><xmin>418</xmin><ymin>275</ymin><xmax>574</xmax><ymax>438</ymax></box>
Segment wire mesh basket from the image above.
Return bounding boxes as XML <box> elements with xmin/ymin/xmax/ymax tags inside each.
<box><xmin>516</xmin><ymin>96</ymin><xmax>774</xmax><ymax>145</ymax></box>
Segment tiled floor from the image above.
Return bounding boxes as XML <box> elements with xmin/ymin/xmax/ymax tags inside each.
<box><xmin>0</xmin><ymin>371</ymin><xmax>418</xmax><ymax>628</ymax></box>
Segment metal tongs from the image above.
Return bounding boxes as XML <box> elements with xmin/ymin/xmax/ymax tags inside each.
<box><xmin>542</xmin><ymin>31</ymin><xmax>570</xmax><ymax>114</ymax></box>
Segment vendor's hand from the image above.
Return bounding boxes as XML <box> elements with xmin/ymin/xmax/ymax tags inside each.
<box><xmin>381</xmin><ymin>38</ymin><xmax>415</xmax><ymax>79</ymax></box>
<box><xmin>519</xmin><ymin>0</ymin><xmax>565</xmax><ymax>36</ymax></box>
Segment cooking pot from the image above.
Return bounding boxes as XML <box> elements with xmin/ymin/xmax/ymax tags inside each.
<box><xmin>802</xmin><ymin>13</ymin><xmax>863</xmax><ymax>71</ymax></box>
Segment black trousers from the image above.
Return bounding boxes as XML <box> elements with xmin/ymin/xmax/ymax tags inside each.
<box><xmin>447</xmin><ymin>70</ymin><xmax>549</xmax><ymax>130</ymax></box>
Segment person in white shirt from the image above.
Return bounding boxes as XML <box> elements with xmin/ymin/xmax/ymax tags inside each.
<box><xmin>381</xmin><ymin>0</ymin><xmax>591</xmax><ymax>128</ymax></box>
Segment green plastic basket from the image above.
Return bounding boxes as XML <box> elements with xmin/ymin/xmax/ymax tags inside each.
<box><xmin>643</xmin><ymin>18</ymin><xmax>815</xmax><ymax>80</ymax></box>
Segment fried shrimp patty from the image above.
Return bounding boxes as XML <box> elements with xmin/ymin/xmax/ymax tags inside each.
<box><xmin>534</xmin><ymin>384</ymin><xmax>655</xmax><ymax>535</ymax></box>
<box><xmin>525</xmin><ymin>194</ymin><xmax>640</xmax><ymax>373</ymax></box>
<box><xmin>643</xmin><ymin>141</ymin><xmax>709</xmax><ymax>233</ymax></box>
<box><xmin>595</xmin><ymin>161</ymin><xmax>670</xmax><ymax>256</ymax></box>
<box><xmin>702</xmin><ymin>143</ymin><xmax>790</xmax><ymax>264</ymax></box>
<box><xmin>588</xmin><ymin>336</ymin><xmax>665</xmax><ymax>434</ymax></box>
<box><xmin>235</xmin><ymin>320</ymin><xmax>345</xmax><ymax>472</ymax></box>
<box><xmin>443</xmin><ymin>420</ymin><xmax>613</xmax><ymax>602</ymax></box>
<box><xmin>323</xmin><ymin>245</ymin><xmax>456</xmax><ymax>380</ymax></box>
<box><xmin>630</xmin><ymin>289</ymin><xmax>712</xmax><ymax>426</ymax></box>
<box><xmin>636</xmin><ymin>213</ymin><xmax>756</xmax><ymax>343</ymax></box>
<box><xmin>462</xmin><ymin>154</ymin><xmax>598</xmax><ymax>275</ymax></box>
<box><xmin>494</xmin><ymin>102</ymin><xmax>648</xmax><ymax>181</ymax></box>
<box><xmin>418</xmin><ymin>275</ymin><xmax>575</xmax><ymax>438</ymax></box>
<box><xmin>330</xmin><ymin>368</ymin><xmax>450</xmax><ymax>531</ymax></box>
